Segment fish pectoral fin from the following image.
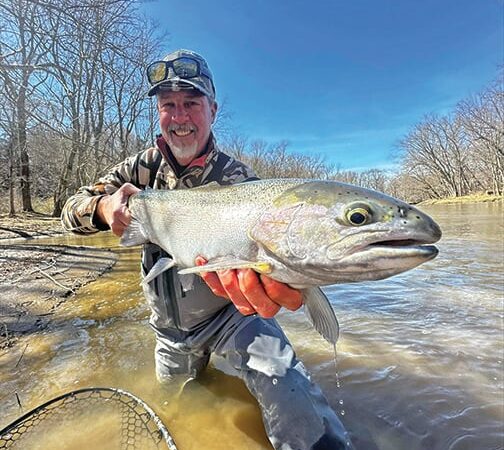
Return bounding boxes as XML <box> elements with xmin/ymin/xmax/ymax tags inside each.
<box><xmin>302</xmin><ymin>287</ymin><xmax>340</xmax><ymax>345</ymax></box>
<box><xmin>178</xmin><ymin>259</ymin><xmax>272</xmax><ymax>275</ymax></box>
<box><xmin>121</xmin><ymin>218</ymin><xmax>149</xmax><ymax>247</ymax></box>
<box><xmin>142</xmin><ymin>257</ymin><xmax>176</xmax><ymax>286</ymax></box>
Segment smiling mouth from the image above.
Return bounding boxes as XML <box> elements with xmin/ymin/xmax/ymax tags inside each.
<box><xmin>172</xmin><ymin>129</ymin><xmax>193</xmax><ymax>137</ymax></box>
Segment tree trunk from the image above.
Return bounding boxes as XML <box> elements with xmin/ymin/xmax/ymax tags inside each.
<box><xmin>8</xmin><ymin>140</ymin><xmax>16</xmax><ymax>217</ymax></box>
<box><xmin>17</xmin><ymin>104</ymin><xmax>33</xmax><ymax>211</ymax></box>
<box><xmin>17</xmin><ymin>13</ymin><xmax>33</xmax><ymax>212</ymax></box>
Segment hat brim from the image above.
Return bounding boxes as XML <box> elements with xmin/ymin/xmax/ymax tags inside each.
<box><xmin>147</xmin><ymin>78</ymin><xmax>214</xmax><ymax>98</ymax></box>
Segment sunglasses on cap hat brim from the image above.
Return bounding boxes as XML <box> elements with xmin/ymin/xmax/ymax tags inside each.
<box><xmin>146</xmin><ymin>56</ymin><xmax>215</xmax><ymax>98</ymax></box>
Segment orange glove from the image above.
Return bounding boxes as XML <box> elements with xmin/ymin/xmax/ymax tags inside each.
<box><xmin>195</xmin><ymin>256</ymin><xmax>303</xmax><ymax>318</ymax></box>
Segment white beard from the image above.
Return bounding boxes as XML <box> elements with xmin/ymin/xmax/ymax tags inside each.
<box><xmin>167</xmin><ymin>139</ymin><xmax>199</xmax><ymax>166</ymax></box>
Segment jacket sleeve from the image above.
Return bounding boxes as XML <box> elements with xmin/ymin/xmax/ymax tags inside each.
<box><xmin>61</xmin><ymin>149</ymin><xmax>155</xmax><ymax>234</ymax></box>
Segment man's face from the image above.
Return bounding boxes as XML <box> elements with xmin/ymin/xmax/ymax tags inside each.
<box><xmin>157</xmin><ymin>90</ymin><xmax>217</xmax><ymax>166</ymax></box>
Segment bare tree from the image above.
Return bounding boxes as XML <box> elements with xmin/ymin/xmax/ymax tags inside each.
<box><xmin>221</xmin><ymin>134</ymin><xmax>336</xmax><ymax>179</ymax></box>
<box><xmin>398</xmin><ymin>114</ymin><xmax>473</xmax><ymax>198</ymax></box>
<box><xmin>0</xmin><ymin>0</ymin><xmax>164</xmax><ymax>216</ymax></box>
<box><xmin>456</xmin><ymin>73</ymin><xmax>504</xmax><ymax>194</ymax></box>
<box><xmin>357</xmin><ymin>169</ymin><xmax>388</xmax><ymax>192</ymax></box>
<box><xmin>0</xmin><ymin>0</ymin><xmax>52</xmax><ymax>212</ymax></box>
<box><xmin>106</xmin><ymin>16</ymin><xmax>162</xmax><ymax>163</ymax></box>
<box><xmin>0</xmin><ymin>80</ymin><xmax>18</xmax><ymax>214</ymax></box>
<box><xmin>331</xmin><ymin>166</ymin><xmax>359</xmax><ymax>185</ymax></box>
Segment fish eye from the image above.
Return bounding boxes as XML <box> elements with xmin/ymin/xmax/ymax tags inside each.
<box><xmin>345</xmin><ymin>205</ymin><xmax>371</xmax><ymax>226</ymax></box>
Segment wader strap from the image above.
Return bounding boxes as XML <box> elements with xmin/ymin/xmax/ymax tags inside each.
<box><xmin>206</xmin><ymin>153</ymin><xmax>231</xmax><ymax>183</ymax></box>
<box><xmin>149</xmin><ymin>151</ymin><xmax>163</xmax><ymax>188</ymax></box>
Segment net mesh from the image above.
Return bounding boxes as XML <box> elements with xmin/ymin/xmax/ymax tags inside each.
<box><xmin>0</xmin><ymin>387</ymin><xmax>177</xmax><ymax>450</ymax></box>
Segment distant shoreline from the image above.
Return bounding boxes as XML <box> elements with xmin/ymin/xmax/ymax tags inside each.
<box><xmin>418</xmin><ymin>193</ymin><xmax>503</xmax><ymax>205</ymax></box>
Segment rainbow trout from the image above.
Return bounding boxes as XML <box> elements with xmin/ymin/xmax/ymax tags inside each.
<box><xmin>121</xmin><ymin>179</ymin><xmax>442</xmax><ymax>344</ymax></box>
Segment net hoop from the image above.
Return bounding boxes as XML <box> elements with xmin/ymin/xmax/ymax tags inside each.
<box><xmin>0</xmin><ymin>387</ymin><xmax>178</xmax><ymax>450</ymax></box>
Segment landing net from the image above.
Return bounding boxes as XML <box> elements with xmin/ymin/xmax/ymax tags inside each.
<box><xmin>0</xmin><ymin>387</ymin><xmax>178</xmax><ymax>450</ymax></box>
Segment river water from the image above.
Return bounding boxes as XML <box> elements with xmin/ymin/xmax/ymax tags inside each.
<box><xmin>1</xmin><ymin>202</ymin><xmax>503</xmax><ymax>449</ymax></box>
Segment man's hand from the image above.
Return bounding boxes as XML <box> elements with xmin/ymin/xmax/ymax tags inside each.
<box><xmin>195</xmin><ymin>256</ymin><xmax>303</xmax><ymax>318</ymax></box>
<box><xmin>96</xmin><ymin>183</ymin><xmax>141</xmax><ymax>236</ymax></box>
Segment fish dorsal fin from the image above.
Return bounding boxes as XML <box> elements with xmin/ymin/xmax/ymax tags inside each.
<box><xmin>178</xmin><ymin>257</ymin><xmax>272</xmax><ymax>275</ymax></box>
<box><xmin>302</xmin><ymin>287</ymin><xmax>340</xmax><ymax>344</ymax></box>
<box><xmin>121</xmin><ymin>217</ymin><xmax>149</xmax><ymax>247</ymax></box>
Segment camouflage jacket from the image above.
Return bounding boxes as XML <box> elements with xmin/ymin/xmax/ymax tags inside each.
<box><xmin>61</xmin><ymin>134</ymin><xmax>258</xmax><ymax>331</ymax></box>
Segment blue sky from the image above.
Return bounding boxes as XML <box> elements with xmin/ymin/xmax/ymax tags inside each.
<box><xmin>142</xmin><ymin>0</ymin><xmax>503</xmax><ymax>171</ymax></box>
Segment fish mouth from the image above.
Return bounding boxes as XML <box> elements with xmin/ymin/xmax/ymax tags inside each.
<box><xmin>316</xmin><ymin>237</ymin><xmax>440</xmax><ymax>283</ymax></box>
<box><xmin>368</xmin><ymin>238</ymin><xmax>436</xmax><ymax>248</ymax></box>
<box><xmin>325</xmin><ymin>233</ymin><xmax>440</xmax><ymax>264</ymax></box>
<box><xmin>301</xmin><ymin>236</ymin><xmax>440</xmax><ymax>285</ymax></box>
<box><xmin>361</xmin><ymin>238</ymin><xmax>439</xmax><ymax>260</ymax></box>
<box><xmin>326</xmin><ymin>228</ymin><xmax>442</xmax><ymax>264</ymax></box>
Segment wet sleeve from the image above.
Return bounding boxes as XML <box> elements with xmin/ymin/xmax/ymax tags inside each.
<box><xmin>60</xmin><ymin>153</ymin><xmax>141</xmax><ymax>234</ymax></box>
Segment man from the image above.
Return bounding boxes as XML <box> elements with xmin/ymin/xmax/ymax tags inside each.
<box><xmin>62</xmin><ymin>49</ymin><xmax>353</xmax><ymax>450</ymax></box>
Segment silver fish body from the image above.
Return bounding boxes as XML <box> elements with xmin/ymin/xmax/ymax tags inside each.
<box><xmin>121</xmin><ymin>179</ymin><xmax>442</xmax><ymax>344</ymax></box>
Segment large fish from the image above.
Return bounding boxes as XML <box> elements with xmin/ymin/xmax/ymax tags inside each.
<box><xmin>121</xmin><ymin>179</ymin><xmax>442</xmax><ymax>344</ymax></box>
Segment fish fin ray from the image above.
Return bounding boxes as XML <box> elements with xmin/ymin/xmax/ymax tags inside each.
<box><xmin>142</xmin><ymin>257</ymin><xmax>176</xmax><ymax>286</ymax></box>
<box><xmin>179</xmin><ymin>258</ymin><xmax>272</xmax><ymax>275</ymax></box>
<box><xmin>121</xmin><ymin>218</ymin><xmax>149</xmax><ymax>247</ymax></box>
<box><xmin>302</xmin><ymin>287</ymin><xmax>339</xmax><ymax>345</ymax></box>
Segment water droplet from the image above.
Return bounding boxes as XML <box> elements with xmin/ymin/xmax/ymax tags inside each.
<box><xmin>272</xmin><ymin>378</ymin><xmax>278</xmax><ymax>385</ymax></box>
<box><xmin>340</xmin><ymin>410</ymin><xmax>345</xmax><ymax>416</ymax></box>
<box><xmin>339</xmin><ymin>399</ymin><xmax>344</xmax><ymax>405</ymax></box>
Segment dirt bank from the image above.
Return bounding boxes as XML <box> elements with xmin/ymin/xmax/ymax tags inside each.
<box><xmin>0</xmin><ymin>213</ymin><xmax>118</xmax><ymax>350</ymax></box>
<box><xmin>418</xmin><ymin>193</ymin><xmax>503</xmax><ymax>205</ymax></box>
<box><xmin>0</xmin><ymin>212</ymin><xmax>65</xmax><ymax>241</ymax></box>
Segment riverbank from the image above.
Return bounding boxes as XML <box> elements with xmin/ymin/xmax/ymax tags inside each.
<box><xmin>0</xmin><ymin>212</ymin><xmax>64</xmax><ymax>241</ymax></box>
<box><xmin>418</xmin><ymin>192</ymin><xmax>503</xmax><ymax>205</ymax></box>
<box><xmin>0</xmin><ymin>212</ymin><xmax>118</xmax><ymax>350</ymax></box>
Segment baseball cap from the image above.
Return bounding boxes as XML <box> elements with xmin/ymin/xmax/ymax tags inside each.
<box><xmin>146</xmin><ymin>49</ymin><xmax>216</xmax><ymax>99</ymax></box>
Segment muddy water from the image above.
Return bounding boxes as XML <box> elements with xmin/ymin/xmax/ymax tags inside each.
<box><xmin>1</xmin><ymin>202</ymin><xmax>503</xmax><ymax>450</ymax></box>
